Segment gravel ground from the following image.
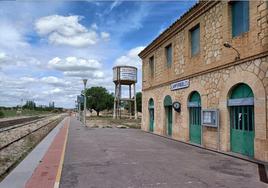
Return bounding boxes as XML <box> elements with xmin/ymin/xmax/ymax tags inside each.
<box><xmin>84</xmin><ymin>116</ymin><xmax>141</xmax><ymax>129</ymax></box>
<box><xmin>0</xmin><ymin>116</ymin><xmax>32</xmax><ymax>123</ymax></box>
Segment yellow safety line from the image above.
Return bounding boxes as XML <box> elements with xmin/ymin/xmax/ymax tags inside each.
<box><xmin>54</xmin><ymin>117</ymin><xmax>70</xmax><ymax>188</ymax></box>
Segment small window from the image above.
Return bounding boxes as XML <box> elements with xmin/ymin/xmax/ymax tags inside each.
<box><xmin>231</xmin><ymin>1</ymin><xmax>249</xmax><ymax>37</ymax></box>
<box><xmin>190</xmin><ymin>25</ymin><xmax>200</xmax><ymax>56</ymax></box>
<box><xmin>149</xmin><ymin>56</ymin><xmax>154</xmax><ymax>77</ymax></box>
<box><xmin>165</xmin><ymin>44</ymin><xmax>172</xmax><ymax>67</ymax></box>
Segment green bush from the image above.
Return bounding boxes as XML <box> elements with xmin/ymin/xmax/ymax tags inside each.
<box><xmin>52</xmin><ymin>109</ymin><xmax>60</xmax><ymax>113</ymax></box>
<box><xmin>0</xmin><ymin>110</ymin><xmax>5</xmax><ymax>118</ymax></box>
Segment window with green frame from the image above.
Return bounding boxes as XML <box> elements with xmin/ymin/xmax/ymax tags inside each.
<box><xmin>149</xmin><ymin>56</ymin><xmax>154</xmax><ymax>77</ymax></box>
<box><xmin>190</xmin><ymin>24</ymin><xmax>200</xmax><ymax>56</ymax></box>
<box><xmin>231</xmin><ymin>1</ymin><xmax>249</xmax><ymax>37</ymax></box>
<box><xmin>165</xmin><ymin>44</ymin><xmax>172</xmax><ymax>67</ymax></box>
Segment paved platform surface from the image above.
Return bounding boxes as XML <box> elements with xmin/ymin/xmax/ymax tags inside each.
<box><xmin>60</xmin><ymin>118</ymin><xmax>266</xmax><ymax>188</ymax></box>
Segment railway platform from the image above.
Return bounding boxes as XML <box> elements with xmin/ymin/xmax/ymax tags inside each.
<box><xmin>0</xmin><ymin>117</ymin><xmax>69</xmax><ymax>188</ymax></box>
<box><xmin>0</xmin><ymin>117</ymin><xmax>267</xmax><ymax>188</ymax></box>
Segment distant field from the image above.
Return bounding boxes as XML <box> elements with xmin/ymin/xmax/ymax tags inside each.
<box><xmin>0</xmin><ymin>109</ymin><xmax>51</xmax><ymax>118</ymax></box>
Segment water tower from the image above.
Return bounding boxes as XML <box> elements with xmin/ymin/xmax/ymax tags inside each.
<box><xmin>113</xmin><ymin>65</ymin><xmax>137</xmax><ymax>119</ymax></box>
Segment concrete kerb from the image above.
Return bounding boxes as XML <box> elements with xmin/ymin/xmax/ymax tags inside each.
<box><xmin>142</xmin><ymin>130</ymin><xmax>268</xmax><ymax>184</ymax></box>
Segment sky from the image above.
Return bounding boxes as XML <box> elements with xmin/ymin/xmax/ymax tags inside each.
<box><xmin>0</xmin><ymin>0</ymin><xmax>197</xmax><ymax>108</ymax></box>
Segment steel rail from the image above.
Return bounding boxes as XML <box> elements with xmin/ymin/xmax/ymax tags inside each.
<box><xmin>0</xmin><ymin>116</ymin><xmax>49</xmax><ymax>133</ymax></box>
<box><xmin>0</xmin><ymin>118</ymin><xmax>62</xmax><ymax>151</ymax></box>
<box><xmin>0</xmin><ymin>116</ymin><xmax>45</xmax><ymax>129</ymax></box>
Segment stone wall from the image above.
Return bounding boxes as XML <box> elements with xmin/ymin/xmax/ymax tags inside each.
<box><xmin>203</xmin><ymin>2</ymin><xmax>223</xmax><ymax>64</ymax></box>
<box><xmin>174</xmin><ymin>31</ymin><xmax>185</xmax><ymax>75</ymax></box>
<box><xmin>257</xmin><ymin>1</ymin><xmax>268</xmax><ymax>46</ymax></box>
<box><xmin>141</xmin><ymin>0</ymin><xmax>268</xmax><ymax>162</ymax></box>
<box><xmin>142</xmin><ymin>56</ymin><xmax>268</xmax><ymax>162</ymax></box>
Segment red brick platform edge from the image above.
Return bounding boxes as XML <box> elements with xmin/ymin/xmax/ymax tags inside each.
<box><xmin>25</xmin><ymin>117</ymin><xmax>70</xmax><ymax>188</ymax></box>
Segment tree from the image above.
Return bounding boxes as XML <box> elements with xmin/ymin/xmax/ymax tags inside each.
<box><xmin>136</xmin><ymin>92</ymin><xmax>142</xmax><ymax>112</ymax></box>
<box><xmin>23</xmin><ymin>100</ymin><xmax>36</xmax><ymax>110</ymax></box>
<box><xmin>85</xmin><ymin>87</ymin><xmax>114</xmax><ymax>116</ymax></box>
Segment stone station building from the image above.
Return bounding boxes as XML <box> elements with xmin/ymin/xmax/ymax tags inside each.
<box><xmin>139</xmin><ymin>1</ymin><xmax>268</xmax><ymax>162</ymax></box>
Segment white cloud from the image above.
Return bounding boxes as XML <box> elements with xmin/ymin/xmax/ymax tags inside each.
<box><xmin>20</xmin><ymin>76</ymin><xmax>37</xmax><ymax>83</ymax></box>
<box><xmin>0</xmin><ymin>52</ymin><xmax>6</xmax><ymax>60</ymax></box>
<box><xmin>110</xmin><ymin>1</ymin><xmax>122</xmax><ymax>11</ymax></box>
<box><xmin>0</xmin><ymin>52</ymin><xmax>7</xmax><ymax>67</ymax></box>
<box><xmin>0</xmin><ymin>3</ymin><xmax>149</xmax><ymax>108</ymax></box>
<box><xmin>63</xmin><ymin>70</ymin><xmax>104</xmax><ymax>78</ymax></box>
<box><xmin>48</xmin><ymin>56</ymin><xmax>101</xmax><ymax>71</ymax></box>
<box><xmin>40</xmin><ymin>76</ymin><xmax>70</xmax><ymax>87</ymax></box>
<box><xmin>43</xmin><ymin>88</ymin><xmax>63</xmax><ymax>95</ymax></box>
<box><xmin>48</xmin><ymin>56</ymin><xmax>105</xmax><ymax>80</ymax></box>
<box><xmin>0</xmin><ymin>74</ymin><xmax>82</xmax><ymax>108</ymax></box>
<box><xmin>0</xmin><ymin>22</ymin><xmax>29</xmax><ymax>50</ymax></box>
<box><xmin>0</xmin><ymin>51</ymin><xmax>41</xmax><ymax>69</ymax></box>
<box><xmin>91</xmin><ymin>23</ymin><xmax>98</xmax><ymax>30</ymax></box>
<box><xmin>114</xmin><ymin>46</ymin><xmax>145</xmax><ymax>69</ymax></box>
<box><xmin>35</xmin><ymin>15</ymin><xmax>86</xmax><ymax>36</ymax></box>
<box><xmin>48</xmin><ymin>32</ymin><xmax>98</xmax><ymax>47</ymax></box>
<box><xmin>101</xmin><ymin>32</ymin><xmax>110</xmax><ymax>41</ymax></box>
<box><xmin>35</xmin><ymin>15</ymin><xmax>110</xmax><ymax>47</ymax></box>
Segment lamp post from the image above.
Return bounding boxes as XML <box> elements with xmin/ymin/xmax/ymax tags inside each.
<box><xmin>83</xmin><ymin>79</ymin><xmax>87</xmax><ymax>125</ymax></box>
<box><xmin>223</xmin><ymin>42</ymin><xmax>240</xmax><ymax>60</ymax></box>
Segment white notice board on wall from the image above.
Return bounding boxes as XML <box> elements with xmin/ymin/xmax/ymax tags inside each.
<box><xmin>201</xmin><ymin>109</ymin><xmax>219</xmax><ymax>127</ymax></box>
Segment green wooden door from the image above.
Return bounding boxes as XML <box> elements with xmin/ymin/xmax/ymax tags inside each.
<box><xmin>164</xmin><ymin>95</ymin><xmax>172</xmax><ymax>136</ymax></box>
<box><xmin>229</xmin><ymin>84</ymin><xmax>254</xmax><ymax>158</ymax></box>
<box><xmin>167</xmin><ymin>106</ymin><xmax>172</xmax><ymax>136</ymax></box>
<box><xmin>149</xmin><ymin>99</ymin><xmax>154</xmax><ymax>132</ymax></box>
<box><xmin>189</xmin><ymin>92</ymin><xmax>201</xmax><ymax>145</ymax></box>
<box><xmin>149</xmin><ymin>109</ymin><xmax>154</xmax><ymax>132</ymax></box>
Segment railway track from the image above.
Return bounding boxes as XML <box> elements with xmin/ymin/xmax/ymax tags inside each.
<box><xmin>0</xmin><ymin>115</ymin><xmax>65</xmax><ymax>180</ymax></box>
<box><xmin>0</xmin><ymin>118</ymin><xmax>61</xmax><ymax>151</ymax></box>
<box><xmin>0</xmin><ymin>116</ymin><xmax>47</xmax><ymax>133</ymax></box>
<box><xmin>0</xmin><ymin>116</ymin><xmax>45</xmax><ymax>129</ymax></box>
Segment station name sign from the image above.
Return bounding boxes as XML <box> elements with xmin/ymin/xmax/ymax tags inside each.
<box><xmin>170</xmin><ymin>79</ymin><xmax>190</xmax><ymax>91</ymax></box>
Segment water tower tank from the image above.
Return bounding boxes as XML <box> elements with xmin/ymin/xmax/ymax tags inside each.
<box><xmin>113</xmin><ymin>66</ymin><xmax>137</xmax><ymax>85</ymax></box>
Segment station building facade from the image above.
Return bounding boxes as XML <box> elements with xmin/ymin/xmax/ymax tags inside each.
<box><xmin>139</xmin><ymin>1</ymin><xmax>268</xmax><ymax>162</ymax></box>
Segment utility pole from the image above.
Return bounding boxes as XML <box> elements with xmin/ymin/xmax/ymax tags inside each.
<box><xmin>83</xmin><ymin>79</ymin><xmax>88</xmax><ymax>125</ymax></box>
<box><xmin>79</xmin><ymin>100</ymin><xmax>81</xmax><ymax>121</ymax></box>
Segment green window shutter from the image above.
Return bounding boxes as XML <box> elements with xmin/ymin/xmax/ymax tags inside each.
<box><xmin>232</xmin><ymin>1</ymin><xmax>249</xmax><ymax>37</ymax></box>
<box><xmin>190</xmin><ymin>25</ymin><xmax>200</xmax><ymax>56</ymax></box>
<box><xmin>165</xmin><ymin>44</ymin><xmax>172</xmax><ymax>67</ymax></box>
<box><xmin>149</xmin><ymin>56</ymin><xmax>154</xmax><ymax>77</ymax></box>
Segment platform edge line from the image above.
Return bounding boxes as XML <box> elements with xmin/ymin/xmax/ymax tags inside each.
<box><xmin>53</xmin><ymin>117</ymin><xmax>69</xmax><ymax>188</ymax></box>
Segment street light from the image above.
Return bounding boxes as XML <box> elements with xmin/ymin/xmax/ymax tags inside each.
<box><xmin>82</xmin><ymin>79</ymin><xmax>87</xmax><ymax>125</ymax></box>
<box><xmin>223</xmin><ymin>42</ymin><xmax>240</xmax><ymax>60</ymax></box>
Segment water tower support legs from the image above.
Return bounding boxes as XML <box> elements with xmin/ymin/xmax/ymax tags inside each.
<box><xmin>129</xmin><ymin>85</ymin><xmax>132</xmax><ymax>119</ymax></box>
<box><xmin>113</xmin><ymin>84</ymin><xmax>117</xmax><ymax>119</ymax></box>
<box><xmin>134</xmin><ymin>83</ymin><xmax>137</xmax><ymax>119</ymax></box>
